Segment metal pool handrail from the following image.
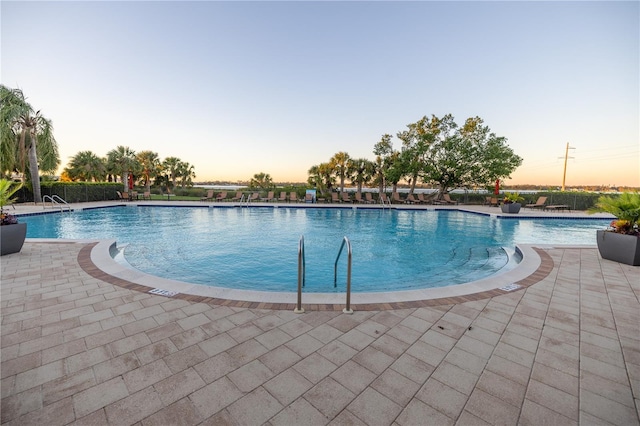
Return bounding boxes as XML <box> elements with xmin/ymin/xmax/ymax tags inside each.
<box><xmin>334</xmin><ymin>236</ymin><xmax>353</xmax><ymax>314</ymax></box>
<box><xmin>294</xmin><ymin>235</ymin><xmax>305</xmax><ymax>313</ymax></box>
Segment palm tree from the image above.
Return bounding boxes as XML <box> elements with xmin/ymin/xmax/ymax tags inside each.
<box><xmin>106</xmin><ymin>146</ymin><xmax>139</xmax><ymax>193</ymax></box>
<box><xmin>177</xmin><ymin>162</ymin><xmax>196</xmax><ymax>188</ymax></box>
<box><xmin>348</xmin><ymin>158</ymin><xmax>375</xmax><ymax>198</ymax></box>
<box><xmin>64</xmin><ymin>151</ymin><xmax>106</xmax><ymax>182</ymax></box>
<box><xmin>329</xmin><ymin>151</ymin><xmax>351</xmax><ymax>193</ymax></box>
<box><xmin>161</xmin><ymin>157</ymin><xmax>182</xmax><ymax>190</ymax></box>
<box><xmin>249</xmin><ymin>172</ymin><xmax>274</xmax><ymax>190</ymax></box>
<box><xmin>137</xmin><ymin>150</ymin><xmax>161</xmax><ymax>193</ymax></box>
<box><xmin>0</xmin><ymin>85</ymin><xmax>60</xmax><ymax>202</ymax></box>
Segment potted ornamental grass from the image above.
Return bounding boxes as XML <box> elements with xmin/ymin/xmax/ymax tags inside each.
<box><xmin>588</xmin><ymin>192</ymin><xmax>640</xmax><ymax>266</ymax></box>
<box><xmin>0</xmin><ymin>179</ymin><xmax>27</xmax><ymax>256</ymax></box>
<box><xmin>501</xmin><ymin>192</ymin><xmax>524</xmax><ymax>214</ymax></box>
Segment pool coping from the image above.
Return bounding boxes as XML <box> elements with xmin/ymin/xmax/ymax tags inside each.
<box><xmin>27</xmin><ymin>237</ymin><xmax>594</xmax><ymax>310</ymax></box>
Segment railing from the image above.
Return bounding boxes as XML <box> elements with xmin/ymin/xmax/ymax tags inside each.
<box><xmin>334</xmin><ymin>236</ymin><xmax>353</xmax><ymax>314</ymax></box>
<box><xmin>294</xmin><ymin>235</ymin><xmax>305</xmax><ymax>313</ymax></box>
<box><xmin>43</xmin><ymin>195</ymin><xmax>71</xmax><ymax>212</ymax></box>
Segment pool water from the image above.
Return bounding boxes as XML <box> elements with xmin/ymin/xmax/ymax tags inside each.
<box><xmin>21</xmin><ymin>206</ymin><xmax>609</xmax><ymax>293</ymax></box>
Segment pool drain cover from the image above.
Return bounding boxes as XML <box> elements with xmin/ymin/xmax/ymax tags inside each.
<box><xmin>149</xmin><ymin>288</ymin><xmax>178</xmax><ymax>297</ymax></box>
<box><xmin>499</xmin><ymin>283</ymin><xmax>521</xmax><ymax>292</ymax></box>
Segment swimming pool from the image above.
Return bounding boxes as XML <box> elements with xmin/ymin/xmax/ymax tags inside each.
<box><xmin>21</xmin><ymin>206</ymin><xmax>609</xmax><ymax>293</ymax></box>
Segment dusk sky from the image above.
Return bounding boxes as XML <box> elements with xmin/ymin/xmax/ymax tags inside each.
<box><xmin>2</xmin><ymin>1</ymin><xmax>638</xmax><ymax>187</ymax></box>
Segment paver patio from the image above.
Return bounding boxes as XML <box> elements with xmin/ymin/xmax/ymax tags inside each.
<box><xmin>1</xmin><ymin>202</ymin><xmax>639</xmax><ymax>425</ymax></box>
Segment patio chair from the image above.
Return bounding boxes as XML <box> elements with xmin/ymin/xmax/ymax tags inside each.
<box><xmin>365</xmin><ymin>193</ymin><xmax>375</xmax><ymax>203</ymax></box>
<box><xmin>215</xmin><ymin>191</ymin><xmax>227</xmax><ymax>202</ymax></box>
<box><xmin>117</xmin><ymin>191</ymin><xmax>129</xmax><ymax>202</ymax></box>
<box><xmin>525</xmin><ymin>196</ymin><xmax>547</xmax><ymax>209</ymax></box>
<box><xmin>247</xmin><ymin>193</ymin><xmax>259</xmax><ymax>202</ymax></box>
<box><xmin>331</xmin><ymin>192</ymin><xmax>341</xmax><ymax>203</ymax></box>
<box><xmin>261</xmin><ymin>191</ymin><xmax>275</xmax><ymax>202</ymax></box>
<box><xmin>380</xmin><ymin>194</ymin><xmax>391</xmax><ymax>205</ymax></box>
<box><xmin>341</xmin><ymin>192</ymin><xmax>352</xmax><ymax>203</ymax></box>
<box><xmin>142</xmin><ymin>191</ymin><xmax>151</xmax><ymax>200</ymax></box>
<box><xmin>231</xmin><ymin>191</ymin><xmax>244</xmax><ymax>202</ymax></box>
<box><xmin>277</xmin><ymin>192</ymin><xmax>287</xmax><ymax>202</ymax></box>
<box><xmin>200</xmin><ymin>189</ymin><xmax>215</xmax><ymax>202</ymax></box>
<box><xmin>392</xmin><ymin>192</ymin><xmax>403</xmax><ymax>204</ymax></box>
<box><xmin>417</xmin><ymin>193</ymin><xmax>437</xmax><ymax>204</ymax></box>
<box><xmin>406</xmin><ymin>194</ymin><xmax>418</xmax><ymax>204</ymax></box>
<box><xmin>289</xmin><ymin>192</ymin><xmax>298</xmax><ymax>202</ymax></box>
<box><xmin>434</xmin><ymin>194</ymin><xmax>458</xmax><ymax>205</ymax></box>
<box><xmin>354</xmin><ymin>193</ymin><xmax>365</xmax><ymax>203</ymax></box>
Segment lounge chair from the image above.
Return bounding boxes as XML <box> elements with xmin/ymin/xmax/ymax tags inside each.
<box><xmin>341</xmin><ymin>192</ymin><xmax>352</xmax><ymax>203</ymax></box>
<box><xmin>392</xmin><ymin>192</ymin><xmax>403</xmax><ymax>204</ymax></box>
<box><xmin>434</xmin><ymin>194</ymin><xmax>457</xmax><ymax>205</ymax></box>
<box><xmin>365</xmin><ymin>193</ymin><xmax>374</xmax><ymax>203</ymax></box>
<box><xmin>215</xmin><ymin>191</ymin><xmax>227</xmax><ymax>202</ymax></box>
<box><xmin>231</xmin><ymin>191</ymin><xmax>244</xmax><ymax>202</ymax></box>
<box><xmin>406</xmin><ymin>194</ymin><xmax>418</xmax><ymax>204</ymax></box>
<box><xmin>354</xmin><ymin>193</ymin><xmax>365</xmax><ymax>203</ymax></box>
<box><xmin>305</xmin><ymin>193</ymin><xmax>314</xmax><ymax>203</ymax></box>
<box><xmin>277</xmin><ymin>192</ymin><xmax>287</xmax><ymax>202</ymax></box>
<box><xmin>200</xmin><ymin>189</ymin><xmax>215</xmax><ymax>202</ymax></box>
<box><xmin>417</xmin><ymin>193</ymin><xmax>436</xmax><ymax>204</ymax></box>
<box><xmin>142</xmin><ymin>191</ymin><xmax>151</xmax><ymax>200</ymax></box>
<box><xmin>289</xmin><ymin>192</ymin><xmax>298</xmax><ymax>202</ymax></box>
<box><xmin>261</xmin><ymin>191</ymin><xmax>275</xmax><ymax>202</ymax></box>
<box><xmin>525</xmin><ymin>196</ymin><xmax>547</xmax><ymax>209</ymax></box>
<box><xmin>331</xmin><ymin>192</ymin><xmax>340</xmax><ymax>203</ymax></box>
<box><xmin>117</xmin><ymin>191</ymin><xmax>129</xmax><ymax>202</ymax></box>
<box><xmin>380</xmin><ymin>194</ymin><xmax>391</xmax><ymax>205</ymax></box>
<box><xmin>247</xmin><ymin>193</ymin><xmax>259</xmax><ymax>202</ymax></box>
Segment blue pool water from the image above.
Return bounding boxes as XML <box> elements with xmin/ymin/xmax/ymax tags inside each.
<box><xmin>21</xmin><ymin>206</ymin><xmax>609</xmax><ymax>293</ymax></box>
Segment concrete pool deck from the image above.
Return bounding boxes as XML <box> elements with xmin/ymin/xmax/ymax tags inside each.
<box><xmin>1</xmin><ymin>201</ymin><xmax>638</xmax><ymax>425</ymax></box>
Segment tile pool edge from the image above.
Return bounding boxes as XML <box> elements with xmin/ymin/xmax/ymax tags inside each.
<box><xmin>70</xmin><ymin>238</ymin><xmax>570</xmax><ymax>309</ymax></box>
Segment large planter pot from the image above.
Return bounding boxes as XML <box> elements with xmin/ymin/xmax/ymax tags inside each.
<box><xmin>1</xmin><ymin>223</ymin><xmax>27</xmax><ymax>256</ymax></box>
<box><xmin>501</xmin><ymin>203</ymin><xmax>521</xmax><ymax>214</ymax></box>
<box><xmin>596</xmin><ymin>230</ymin><xmax>640</xmax><ymax>266</ymax></box>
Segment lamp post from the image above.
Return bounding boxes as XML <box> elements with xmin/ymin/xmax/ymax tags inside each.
<box><xmin>560</xmin><ymin>142</ymin><xmax>576</xmax><ymax>191</ymax></box>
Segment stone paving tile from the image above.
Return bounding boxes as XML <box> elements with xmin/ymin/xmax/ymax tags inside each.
<box><xmin>2</xmin><ymin>241</ymin><xmax>640</xmax><ymax>425</ymax></box>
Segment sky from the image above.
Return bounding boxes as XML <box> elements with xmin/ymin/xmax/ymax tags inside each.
<box><xmin>1</xmin><ymin>1</ymin><xmax>638</xmax><ymax>187</ymax></box>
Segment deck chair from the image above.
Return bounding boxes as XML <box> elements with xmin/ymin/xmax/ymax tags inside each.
<box><xmin>247</xmin><ymin>193</ymin><xmax>259</xmax><ymax>202</ymax></box>
<box><xmin>117</xmin><ymin>191</ymin><xmax>129</xmax><ymax>202</ymax></box>
<box><xmin>200</xmin><ymin>189</ymin><xmax>215</xmax><ymax>201</ymax></box>
<box><xmin>380</xmin><ymin>194</ymin><xmax>391</xmax><ymax>205</ymax></box>
<box><xmin>354</xmin><ymin>193</ymin><xmax>365</xmax><ymax>203</ymax></box>
<box><xmin>289</xmin><ymin>192</ymin><xmax>298</xmax><ymax>202</ymax></box>
<box><xmin>417</xmin><ymin>193</ymin><xmax>436</xmax><ymax>204</ymax></box>
<box><xmin>215</xmin><ymin>191</ymin><xmax>227</xmax><ymax>202</ymax></box>
<box><xmin>406</xmin><ymin>194</ymin><xmax>418</xmax><ymax>204</ymax></box>
<box><xmin>231</xmin><ymin>191</ymin><xmax>244</xmax><ymax>201</ymax></box>
<box><xmin>261</xmin><ymin>191</ymin><xmax>275</xmax><ymax>202</ymax></box>
<box><xmin>331</xmin><ymin>192</ymin><xmax>340</xmax><ymax>203</ymax></box>
<box><xmin>341</xmin><ymin>192</ymin><xmax>352</xmax><ymax>203</ymax></box>
<box><xmin>277</xmin><ymin>192</ymin><xmax>287</xmax><ymax>202</ymax></box>
<box><xmin>434</xmin><ymin>194</ymin><xmax>457</xmax><ymax>205</ymax></box>
<box><xmin>525</xmin><ymin>196</ymin><xmax>547</xmax><ymax>209</ymax></box>
<box><xmin>392</xmin><ymin>192</ymin><xmax>403</xmax><ymax>204</ymax></box>
<box><xmin>142</xmin><ymin>191</ymin><xmax>151</xmax><ymax>200</ymax></box>
<box><xmin>365</xmin><ymin>193</ymin><xmax>374</xmax><ymax>203</ymax></box>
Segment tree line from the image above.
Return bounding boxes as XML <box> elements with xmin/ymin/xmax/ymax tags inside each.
<box><xmin>1</xmin><ymin>85</ymin><xmax>195</xmax><ymax>200</ymax></box>
<box><xmin>308</xmin><ymin>114</ymin><xmax>522</xmax><ymax>200</ymax></box>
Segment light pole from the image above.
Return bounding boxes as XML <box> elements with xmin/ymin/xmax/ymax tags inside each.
<box><xmin>560</xmin><ymin>142</ymin><xmax>576</xmax><ymax>191</ymax></box>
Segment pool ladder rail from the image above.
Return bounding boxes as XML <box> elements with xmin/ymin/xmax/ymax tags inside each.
<box><xmin>294</xmin><ymin>235</ymin><xmax>353</xmax><ymax>315</ymax></box>
<box><xmin>42</xmin><ymin>195</ymin><xmax>71</xmax><ymax>212</ymax></box>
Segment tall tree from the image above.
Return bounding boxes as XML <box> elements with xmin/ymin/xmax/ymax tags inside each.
<box><xmin>106</xmin><ymin>146</ymin><xmax>139</xmax><ymax>193</ymax></box>
<box><xmin>373</xmin><ymin>134</ymin><xmax>398</xmax><ymax>196</ymax></box>
<box><xmin>396</xmin><ymin>115</ymin><xmax>438</xmax><ymax>194</ymax></box>
<box><xmin>161</xmin><ymin>157</ymin><xmax>182</xmax><ymax>189</ymax></box>
<box><xmin>136</xmin><ymin>150</ymin><xmax>161</xmax><ymax>193</ymax></box>
<box><xmin>249</xmin><ymin>172</ymin><xmax>274</xmax><ymax>190</ymax></box>
<box><xmin>307</xmin><ymin>163</ymin><xmax>334</xmax><ymax>196</ymax></box>
<box><xmin>329</xmin><ymin>151</ymin><xmax>351</xmax><ymax>193</ymax></box>
<box><xmin>420</xmin><ymin>116</ymin><xmax>522</xmax><ymax>198</ymax></box>
<box><xmin>176</xmin><ymin>161</ymin><xmax>196</xmax><ymax>188</ymax></box>
<box><xmin>0</xmin><ymin>85</ymin><xmax>60</xmax><ymax>202</ymax></box>
<box><xmin>64</xmin><ymin>151</ymin><xmax>106</xmax><ymax>182</ymax></box>
<box><xmin>348</xmin><ymin>158</ymin><xmax>375</xmax><ymax>198</ymax></box>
